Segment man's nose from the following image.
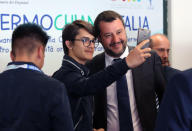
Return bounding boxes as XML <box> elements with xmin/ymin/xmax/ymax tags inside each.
<box><xmin>163</xmin><ymin>51</ymin><xmax>168</xmax><ymax>58</ymax></box>
<box><xmin>112</xmin><ymin>34</ymin><xmax>120</xmax><ymax>43</ymax></box>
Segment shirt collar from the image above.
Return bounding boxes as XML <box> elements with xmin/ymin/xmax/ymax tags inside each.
<box><xmin>105</xmin><ymin>46</ymin><xmax>129</xmax><ymax>67</ymax></box>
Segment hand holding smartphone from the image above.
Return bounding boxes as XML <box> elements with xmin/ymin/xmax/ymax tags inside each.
<box><xmin>137</xmin><ymin>28</ymin><xmax>151</xmax><ymax>49</ymax></box>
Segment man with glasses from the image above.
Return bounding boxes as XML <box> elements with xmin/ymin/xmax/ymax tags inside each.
<box><xmin>52</xmin><ymin>20</ymin><xmax>152</xmax><ymax>131</ymax></box>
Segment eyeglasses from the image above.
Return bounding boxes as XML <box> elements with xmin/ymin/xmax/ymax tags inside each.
<box><xmin>72</xmin><ymin>37</ymin><xmax>99</xmax><ymax>48</ymax></box>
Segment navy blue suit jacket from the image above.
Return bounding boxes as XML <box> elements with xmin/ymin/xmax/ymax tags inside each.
<box><xmin>163</xmin><ymin>66</ymin><xmax>180</xmax><ymax>82</ymax></box>
<box><xmin>0</xmin><ymin>62</ymin><xmax>73</xmax><ymax>131</ymax></box>
<box><xmin>155</xmin><ymin>69</ymin><xmax>192</xmax><ymax>131</ymax></box>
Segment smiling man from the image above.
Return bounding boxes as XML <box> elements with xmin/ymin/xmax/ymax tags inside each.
<box><xmin>86</xmin><ymin>10</ymin><xmax>166</xmax><ymax>131</ymax></box>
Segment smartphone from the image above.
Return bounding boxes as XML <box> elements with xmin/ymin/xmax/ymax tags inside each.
<box><xmin>137</xmin><ymin>28</ymin><xmax>151</xmax><ymax>49</ymax></box>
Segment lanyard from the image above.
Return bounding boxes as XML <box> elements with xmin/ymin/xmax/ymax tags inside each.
<box><xmin>63</xmin><ymin>58</ymin><xmax>85</xmax><ymax>76</ymax></box>
<box><xmin>4</xmin><ymin>64</ymin><xmax>42</xmax><ymax>73</ymax></box>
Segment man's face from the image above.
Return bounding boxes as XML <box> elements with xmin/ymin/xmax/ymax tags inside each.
<box><xmin>98</xmin><ymin>19</ymin><xmax>127</xmax><ymax>57</ymax></box>
<box><xmin>69</xmin><ymin>29</ymin><xmax>95</xmax><ymax>65</ymax></box>
<box><xmin>152</xmin><ymin>37</ymin><xmax>170</xmax><ymax>66</ymax></box>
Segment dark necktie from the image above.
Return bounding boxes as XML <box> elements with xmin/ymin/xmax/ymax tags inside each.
<box><xmin>114</xmin><ymin>59</ymin><xmax>133</xmax><ymax>131</ymax></box>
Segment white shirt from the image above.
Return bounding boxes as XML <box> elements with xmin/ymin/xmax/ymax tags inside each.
<box><xmin>105</xmin><ymin>46</ymin><xmax>142</xmax><ymax>131</ymax></box>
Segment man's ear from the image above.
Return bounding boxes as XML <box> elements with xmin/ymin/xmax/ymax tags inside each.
<box><xmin>10</xmin><ymin>51</ymin><xmax>15</xmax><ymax>61</ymax></box>
<box><xmin>65</xmin><ymin>40</ymin><xmax>73</xmax><ymax>50</ymax></box>
<box><xmin>34</xmin><ymin>45</ymin><xmax>45</xmax><ymax>69</ymax></box>
<box><xmin>37</xmin><ymin>45</ymin><xmax>45</xmax><ymax>60</ymax></box>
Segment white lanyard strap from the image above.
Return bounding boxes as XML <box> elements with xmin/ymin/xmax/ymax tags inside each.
<box><xmin>5</xmin><ymin>64</ymin><xmax>42</xmax><ymax>73</ymax></box>
<box><xmin>63</xmin><ymin>59</ymin><xmax>85</xmax><ymax>76</ymax></box>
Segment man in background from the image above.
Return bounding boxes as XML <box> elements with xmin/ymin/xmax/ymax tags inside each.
<box><xmin>150</xmin><ymin>34</ymin><xmax>180</xmax><ymax>81</ymax></box>
<box><xmin>150</xmin><ymin>34</ymin><xmax>170</xmax><ymax>66</ymax></box>
<box><xmin>0</xmin><ymin>23</ymin><xmax>73</xmax><ymax>131</ymax></box>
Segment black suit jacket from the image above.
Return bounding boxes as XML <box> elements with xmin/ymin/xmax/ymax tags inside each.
<box><xmin>0</xmin><ymin>62</ymin><xmax>73</xmax><ymax>131</ymax></box>
<box><xmin>52</xmin><ymin>55</ymin><xmax>130</xmax><ymax>131</ymax></box>
<box><xmin>86</xmin><ymin>50</ymin><xmax>166</xmax><ymax>131</ymax></box>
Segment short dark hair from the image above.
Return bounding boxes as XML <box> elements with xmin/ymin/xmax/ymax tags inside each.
<box><xmin>94</xmin><ymin>10</ymin><xmax>125</xmax><ymax>38</ymax></box>
<box><xmin>11</xmin><ymin>23</ymin><xmax>49</xmax><ymax>56</ymax></box>
<box><xmin>62</xmin><ymin>20</ymin><xmax>94</xmax><ymax>55</ymax></box>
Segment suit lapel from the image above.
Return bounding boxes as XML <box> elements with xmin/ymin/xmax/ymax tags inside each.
<box><xmin>99</xmin><ymin>52</ymin><xmax>106</xmax><ymax>70</ymax></box>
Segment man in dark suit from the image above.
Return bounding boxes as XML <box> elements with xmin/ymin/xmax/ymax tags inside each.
<box><xmin>0</xmin><ymin>23</ymin><xmax>73</xmax><ymax>131</ymax></box>
<box><xmin>155</xmin><ymin>69</ymin><xmax>192</xmax><ymax>131</ymax></box>
<box><xmin>86</xmin><ymin>10</ymin><xmax>165</xmax><ymax>131</ymax></box>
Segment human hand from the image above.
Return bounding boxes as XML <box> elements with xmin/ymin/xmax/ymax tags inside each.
<box><xmin>126</xmin><ymin>39</ymin><xmax>151</xmax><ymax>68</ymax></box>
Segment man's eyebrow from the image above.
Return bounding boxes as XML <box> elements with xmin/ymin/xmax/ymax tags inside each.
<box><xmin>117</xmin><ymin>29</ymin><xmax>123</xmax><ymax>32</ymax></box>
<box><xmin>103</xmin><ymin>32</ymin><xmax>112</xmax><ymax>36</ymax></box>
